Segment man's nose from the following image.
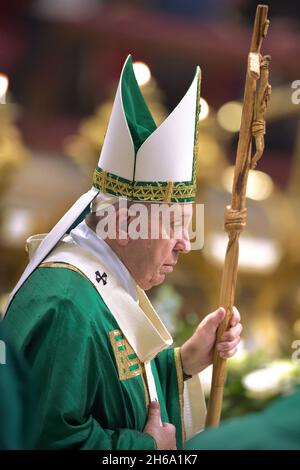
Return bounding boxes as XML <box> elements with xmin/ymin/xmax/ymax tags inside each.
<box><xmin>175</xmin><ymin>229</ymin><xmax>191</xmax><ymax>254</ymax></box>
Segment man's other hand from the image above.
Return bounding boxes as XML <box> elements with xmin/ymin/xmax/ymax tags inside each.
<box><xmin>143</xmin><ymin>401</ymin><xmax>177</xmax><ymax>450</ymax></box>
<box><xmin>180</xmin><ymin>306</ymin><xmax>242</xmax><ymax>376</ymax></box>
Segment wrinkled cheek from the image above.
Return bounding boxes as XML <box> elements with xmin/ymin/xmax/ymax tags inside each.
<box><xmin>150</xmin><ymin>265</ymin><xmax>164</xmax><ymax>282</ymax></box>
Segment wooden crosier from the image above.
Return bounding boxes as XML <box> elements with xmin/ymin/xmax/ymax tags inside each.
<box><xmin>205</xmin><ymin>4</ymin><xmax>272</xmax><ymax>428</ymax></box>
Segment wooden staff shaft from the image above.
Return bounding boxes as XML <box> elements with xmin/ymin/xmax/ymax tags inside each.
<box><xmin>205</xmin><ymin>4</ymin><xmax>270</xmax><ymax>428</ymax></box>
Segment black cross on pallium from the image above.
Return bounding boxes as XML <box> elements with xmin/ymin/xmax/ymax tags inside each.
<box><xmin>95</xmin><ymin>271</ymin><xmax>108</xmax><ymax>285</ymax></box>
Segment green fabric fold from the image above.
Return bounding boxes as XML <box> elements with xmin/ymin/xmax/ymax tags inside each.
<box><xmin>121</xmin><ymin>56</ymin><xmax>157</xmax><ymax>155</ymax></box>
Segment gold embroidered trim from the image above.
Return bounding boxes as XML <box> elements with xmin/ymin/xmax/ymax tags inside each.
<box><xmin>141</xmin><ymin>364</ymin><xmax>150</xmax><ymax>409</ymax></box>
<box><xmin>109</xmin><ymin>329</ymin><xmax>143</xmax><ymax>381</ymax></box>
<box><xmin>40</xmin><ymin>262</ymin><xmax>90</xmax><ymax>281</ymax></box>
<box><xmin>97</xmin><ymin>169</ymin><xmax>107</xmax><ymax>194</ymax></box>
<box><xmin>165</xmin><ymin>181</ymin><xmax>174</xmax><ymax>203</ymax></box>
<box><xmin>192</xmin><ymin>70</ymin><xmax>201</xmax><ymax>189</ymax></box>
<box><xmin>174</xmin><ymin>347</ymin><xmax>186</xmax><ymax>444</ymax></box>
<box><xmin>39</xmin><ymin>262</ymin><xmax>100</xmax><ymax>295</ymax></box>
<box><xmin>93</xmin><ymin>168</ymin><xmax>196</xmax><ymax>202</ymax></box>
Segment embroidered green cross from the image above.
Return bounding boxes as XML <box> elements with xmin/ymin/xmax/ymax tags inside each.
<box><xmin>109</xmin><ymin>330</ymin><xmax>142</xmax><ymax>380</ymax></box>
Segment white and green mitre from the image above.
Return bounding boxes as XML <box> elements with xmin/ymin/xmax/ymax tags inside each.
<box><xmin>4</xmin><ymin>55</ymin><xmax>201</xmax><ymax>313</ymax></box>
<box><xmin>93</xmin><ymin>55</ymin><xmax>201</xmax><ymax>203</ymax></box>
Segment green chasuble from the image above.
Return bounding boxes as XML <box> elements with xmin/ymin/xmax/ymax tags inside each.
<box><xmin>0</xmin><ymin>322</ymin><xmax>36</xmax><ymax>449</ymax></box>
<box><xmin>185</xmin><ymin>387</ymin><xmax>300</xmax><ymax>450</ymax></box>
<box><xmin>4</xmin><ymin>266</ymin><xmax>185</xmax><ymax>450</ymax></box>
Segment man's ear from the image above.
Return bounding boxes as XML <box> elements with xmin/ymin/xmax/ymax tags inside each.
<box><xmin>85</xmin><ymin>213</ymin><xmax>98</xmax><ymax>232</ymax></box>
<box><xmin>116</xmin><ymin>207</ymin><xmax>130</xmax><ymax>246</ymax></box>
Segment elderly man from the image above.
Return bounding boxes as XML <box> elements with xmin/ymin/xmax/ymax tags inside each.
<box><xmin>3</xmin><ymin>56</ymin><xmax>242</xmax><ymax>450</ymax></box>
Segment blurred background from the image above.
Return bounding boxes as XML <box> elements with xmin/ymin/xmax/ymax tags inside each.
<box><xmin>1</xmin><ymin>0</ymin><xmax>300</xmax><ymax>420</ymax></box>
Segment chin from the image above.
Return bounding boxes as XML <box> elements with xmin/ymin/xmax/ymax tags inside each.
<box><xmin>151</xmin><ymin>275</ymin><xmax>166</xmax><ymax>289</ymax></box>
<box><xmin>142</xmin><ymin>275</ymin><xmax>165</xmax><ymax>291</ymax></box>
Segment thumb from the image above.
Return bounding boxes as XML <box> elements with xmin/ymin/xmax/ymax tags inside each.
<box><xmin>147</xmin><ymin>400</ymin><xmax>162</xmax><ymax>424</ymax></box>
<box><xmin>204</xmin><ymin>307</ymin><xmax>226</xmax><ymax>334</ymax></box>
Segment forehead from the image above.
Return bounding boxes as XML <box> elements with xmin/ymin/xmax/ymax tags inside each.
<box><xmin>179</xmin><ymin>203</ymin><xmax>193</xmax><ymax>216</ymax></box>
<box><xmin>126</xmin><ymin>201</ymin><xmax>193</xmax><ymax>223</ymax></box>
<box><xmin>166</xmin><ymin>203</ymin><xmax>193</xmax><ymax>218</ymax></box>
<box><xmin>142</xmin><ymin>202</ymin><xmax>193</xmax><ymax>211</ymax></box>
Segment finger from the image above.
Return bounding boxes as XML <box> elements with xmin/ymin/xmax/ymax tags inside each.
<box><xmin>230</xmin><ymin>307</ymin><xmax>241</xmax><ymax>327</ymax></box>
<box><xmin>219</xmin><ymin>347</ymin><xmax>237</xmax><ymax>359</ymax></box>
<box><xmin>162</xmin><ymin>423</ymin><xmax>177</xmax><ymax>440</ymax></box>
<box><xmin>204</xmin><ymin>307</ymin><xmax>226</xmax><ymax>334</ymax></box>
<box><xmin>221</xmin><ymin>323</ymin><xmax>243</xmax><ymax>342</ymax></box>
<box><xmin>217</xmin><ymin>336</ymin><xmax>240</xmax><ymax>352</ymax></box>
<box><xmin>147</xmin><ymin>401</ymin><xmax>162</xmax><ymax>424</ymax></box>
<box><xmin>162</xmin><ymin>422</ymin><xmax>176</xmax><ymax>433</ymax></box>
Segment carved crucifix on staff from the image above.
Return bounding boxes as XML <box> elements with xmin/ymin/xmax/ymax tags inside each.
<box><xmin>206</xmin><ymin>4</ymin><xmax>272</xmax><ymax>428</ymax></box>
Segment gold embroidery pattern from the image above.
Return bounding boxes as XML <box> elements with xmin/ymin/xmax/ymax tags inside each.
<box><xmin>141</xmin><ymin>365</ymin><xmax>150</xmax><ymax>409</ymax></box>
<box><xmin>109</xmin><ymin>329</ymin><xmax>143</xmax><ymax>381</ymax></box>
<box><xmin>174</xmin><ymin>347</ymin><xmax>186</xmax><ymax>443</ymax></box>
<box><xmin>192</xmin><ymin>69</ymin><xmax>202</xmax><ymax>190</ymax></box>
<box><xmin>93</xmin><ymin>168</ymin><xmax>196</xmax><ymax>202</ymax></box>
